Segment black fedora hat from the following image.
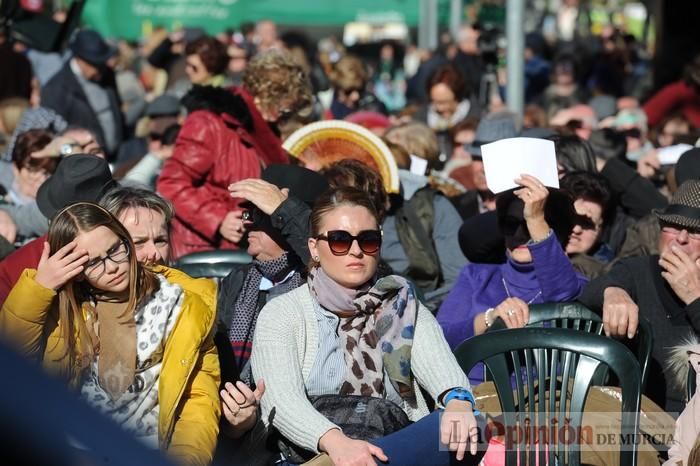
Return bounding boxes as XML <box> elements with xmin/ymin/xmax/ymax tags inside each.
<box><xmin>37</xmin><ymin>155</ymin><xmax>117</xmax><ymax>220</ymax></box>
<box><xmin>260</xmin><ymin>164</ymin><xmax>329</xmax><ymax>207</ymax></box>
<box><xmin>70</xmin><ymin>29</ymin><xmax>117</xmax><ymax>67</ymax></box>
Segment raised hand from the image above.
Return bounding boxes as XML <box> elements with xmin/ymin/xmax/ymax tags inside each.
<box><xmin>35</xmin><ymin>240</ymin><xmax>89</xmax><ymax>290</ymax></box>
<box><xmin>228</xmin><ymin>178</ymin><xmax>289</xmax><ymax>216</ymax></box>
<box><xmin>659</xmin><ymin>246</ymin><xmax>700</xmax><ymax>305</ymax></box>
<box><xmin>513</xmin><ymin>174</ymin><xmax>550</xmax><ymax>241</ymax></box>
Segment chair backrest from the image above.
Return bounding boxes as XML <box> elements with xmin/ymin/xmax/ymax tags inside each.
<box><xmin>490</xmin><ymin>302</ymin><xmax>604</xmax><ymax>334</ymax></box>
<box><xmin>455</xmin><ymin>327</ymin><xmax>641</xmax><ymax>466</ymax></box>
<box><xmin>173</xmin><ymin>250</ymin><xmax>252</xmax><ymax>279</ymax></box>
<box><xmin>489</xmin><ymin>302</ymin><xmax>653</xmax><ymax>388</ymax></box>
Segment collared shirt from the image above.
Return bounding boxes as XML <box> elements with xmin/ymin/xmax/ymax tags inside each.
<box><xmin>259</xmin><ymin>269</ymin><xmax>295</xmax><ymax>291</ymax></box>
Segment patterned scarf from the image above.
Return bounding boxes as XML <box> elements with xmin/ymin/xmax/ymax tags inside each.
<box><xmin>228</xmin><ymin>252</ymin><xmax>303</xmax><ymax>369</ymax></box>
<box><xmin>307</xmin><ymin>267</ymin><xmax>418</xmax><ymax>400</ymax></box>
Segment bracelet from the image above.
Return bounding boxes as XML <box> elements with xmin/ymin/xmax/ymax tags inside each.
<box><xmin>484</xmin><ymin>308</ymin><xmax>495</xmax><ymax>328</ymax></box>
<box><xmin>443</xmin><ymin>388</ymin><xmax>480</xmax><ymax>415</ymax></box>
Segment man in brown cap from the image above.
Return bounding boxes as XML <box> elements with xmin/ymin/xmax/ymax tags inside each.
<box><xmin>579</xmin><ymin>179</ymin><xmax>700</xmax><ymax>413</ymax></box>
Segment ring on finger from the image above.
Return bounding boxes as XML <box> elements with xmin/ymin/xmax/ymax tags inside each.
<box><xmin>507</xmin><ymin>308</ymin><xmax>515</xmax><ymax>316</ymax></box>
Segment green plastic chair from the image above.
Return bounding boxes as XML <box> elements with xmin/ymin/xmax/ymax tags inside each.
<box><xmin>488</xmin><ymin>302</ymin><xmax>653</xmax><ymax>389</ymax></box>
<box><xmin>455</xmin><ymin>327</ymin><xmax>641</xmax><ymax>466</ymax></box>
<box><xmin>173</xmin><ymin>250</ymin><xmax>252</xmax><ymax>279</ymax></box>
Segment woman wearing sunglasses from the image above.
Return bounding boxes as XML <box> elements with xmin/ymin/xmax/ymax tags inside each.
<box><xmin>437</xmin><ymin>175</ymin><xmax>587</xmax><ymax>384</ymax></box>
<box><xmin>251</xmin><ymin>187</ymin><xmax>482</xmax><ymax>466</ymax></box>
<box><xmin>0</xmin><ymin>202</ymin><xmax>220</xmax><ymax>466</ymax></box>
<box><xmin>560</xmin><ymin>171</ymin><xmax>615</xmax><ymax>279</ymax></box>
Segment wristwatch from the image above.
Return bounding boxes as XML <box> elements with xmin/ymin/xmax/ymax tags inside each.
<box><xmin>443</xmin><ymin>387</ymin><xmax>480</xmax><ymax>414</ymax></box>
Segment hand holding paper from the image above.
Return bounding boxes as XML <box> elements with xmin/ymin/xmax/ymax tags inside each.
<box><xmin>513</xmin><ymin>174</ymin><xmax>551</xmax><ymax>242</ymax></box>
<box><xmin>481</xmin><ymin>137</ymin><xmax>560</xmax><ymax>194</ymax></box>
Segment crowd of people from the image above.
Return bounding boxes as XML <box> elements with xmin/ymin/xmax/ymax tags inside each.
<box><xmin>1</xmin><ymin>3</ymin><xmax>700</xmax><ymax>466</ymax></box>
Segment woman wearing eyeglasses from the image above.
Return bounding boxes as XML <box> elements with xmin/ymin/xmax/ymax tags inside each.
<box><xmin>0</xmin><ymin>202</ymin><xmax>220</xmax><ymax>466</ymax></box>
<box><xmin>251</xmin><ymin>187</ymin><xmax>483</xmax><ymax>466</ymax></box>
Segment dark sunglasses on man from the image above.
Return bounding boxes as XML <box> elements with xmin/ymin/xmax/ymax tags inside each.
<box><xmin>315</xmin><ymin>230</ymin><xmax>382</xmax><ymax>256</ymax></box>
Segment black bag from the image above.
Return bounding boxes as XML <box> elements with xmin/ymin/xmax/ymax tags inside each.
<box><xmin>273</xmin><ymin>394</ymin><xmax>411</xmax><ymax>463</ymax></box>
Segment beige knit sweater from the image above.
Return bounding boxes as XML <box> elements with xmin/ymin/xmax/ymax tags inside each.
<box><xmin>251</xmin><ymin>284</ymin><xmax>470</xmax><ymax>453</ymax></box>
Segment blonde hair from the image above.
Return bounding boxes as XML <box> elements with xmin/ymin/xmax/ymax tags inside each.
<box><xmin>329</xmin><ymin>55</ymin><xmax>368</xmax><ymax>91</ymax></box>
<box><xmin>243</xmin><ymin>49</ymin><xmax>312</xmax><ymax>115</ymax></box>
<box><xmin>384</xmin><ymin>121</ymin><xmax>440</xmax><ymax>170</ymax></box>
<box><xmin>0</xmin><ymin>97</ymin><xmax>29</xmax><ymax>136</ymax></box>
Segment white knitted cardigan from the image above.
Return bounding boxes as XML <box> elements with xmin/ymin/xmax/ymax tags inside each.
<box><xmin>251</xmin><ymin>284</ymin><xmax>470</xmax><ymax>453</ymax></box>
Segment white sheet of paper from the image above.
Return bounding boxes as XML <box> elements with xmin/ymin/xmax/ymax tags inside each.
<box><xmin>409</xmin><ymin>154</ymin><xmax>429</xmax><ymax>176</ymax></box>
<box><xmin>657</xmin><ymin>144</ymin><xmax>693</xmax><ymax>165</ymax></box>
<box><xmin>481</xmin><ymin>137</ymin><xmax>560</xmax><ymax>193</ymax></box>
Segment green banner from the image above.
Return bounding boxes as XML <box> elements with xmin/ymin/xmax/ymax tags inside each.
<box><xmin>82</xmin><ymin>0</ymin><xmax>453</xmax><ymax>41</ymax></box>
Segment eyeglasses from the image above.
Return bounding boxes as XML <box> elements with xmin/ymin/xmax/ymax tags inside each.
<box><xmin>574</xmin><ymin>214</ymin><xmax>601</xmax><ymax>231</ymax></box>
<box><xmin>315</xmin><ymin>230</ymin><xmax>382</xmax><ymax>256</ymax></box>
<box><xmin>620</xmin><ymin>128</ymin><xmax>642</xmax><ymax>139</ymax></box>
<box><xmin>84</xmin><ymin>240</ymin><xmax>130</xmax><ymax>278</ymax></box>
<box><xmin>661</xmin><ymin>223</ymin><xmax>700</xmax><ymax>240</ymax></box>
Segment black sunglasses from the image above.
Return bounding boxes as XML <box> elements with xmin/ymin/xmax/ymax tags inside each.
<box><xmin>620</xmin><ymin>128</ymin><xmax>642</xmax><ymax>139</ymax></box>
<box><xmin>315</xmin><ymin>230</ymin><xmax>382</xmax><ymax>256</ymax></box>
<box><xmin>574</xmin><ymin>214</ymin><xmax>598</xmax><ymax>231</ymax></box>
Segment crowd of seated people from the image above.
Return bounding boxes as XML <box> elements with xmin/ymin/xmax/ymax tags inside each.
<box><xmin>2</xmin><ymin>12</ymin><xmax>700</xmax><ymax>466</ymax></box>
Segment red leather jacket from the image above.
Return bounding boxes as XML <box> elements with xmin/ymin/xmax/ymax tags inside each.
<box><xmin>157</xmin><ymin>87</ymin><xmax>289</xmax><ymax>259</ymax></box>
<box><xmin>643</xmin><ymin>80</ymin><xmax>700</xmax><ymax>128</ymax></box>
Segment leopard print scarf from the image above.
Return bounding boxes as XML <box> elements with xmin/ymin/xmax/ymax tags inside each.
<box><xmin>307</xmin><ymin>266</ymin><xmax>418</xmax><ymax>400</ymax></box>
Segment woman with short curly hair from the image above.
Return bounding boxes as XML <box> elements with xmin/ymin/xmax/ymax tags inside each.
<box><xmin>157</xmin><ymin>49</ymin><xmax>313</xmax><ymax>259</ymax></box>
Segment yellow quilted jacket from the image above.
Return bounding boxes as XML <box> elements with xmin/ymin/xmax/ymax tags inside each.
<box><xmin>0</xmin><ymin>268</ymin><xmax>221</xmax><ymax>466</ymax></box>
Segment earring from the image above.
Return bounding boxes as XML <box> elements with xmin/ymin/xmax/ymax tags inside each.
<box><xmin>313</xmin><ymin>256</ymin><xmax>320</xmax><ymax>262</ymax></box>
